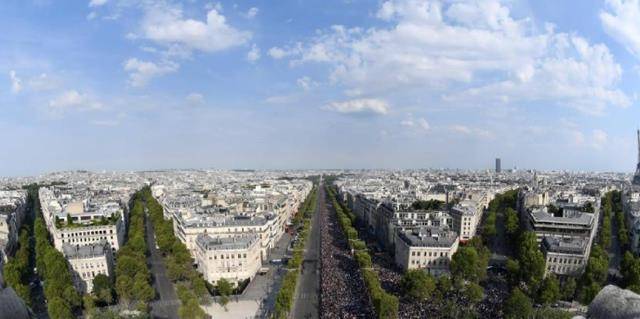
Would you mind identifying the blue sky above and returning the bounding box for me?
[2,0,640,176]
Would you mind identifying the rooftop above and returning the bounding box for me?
[62,240,111,259]
[542,236,587,255]
[196,233,259,251]
[397,226,458,248]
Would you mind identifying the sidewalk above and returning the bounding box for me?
[203,299,260,319]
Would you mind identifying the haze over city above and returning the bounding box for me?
[3,0,640,176]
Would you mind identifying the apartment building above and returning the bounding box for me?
[194,233,262,286]
[541,236,588,277]
[63,240,114,294]
[450,200,483,241]
[394,226,459,276]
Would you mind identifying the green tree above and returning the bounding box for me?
[92,274,114,305]
[504,287,533,319]
[562,277,576,301]
[400,270,436,301]
[115,275,133,304]
[517,232,545,289]
[47,296,73,319]
[578,244,609,303]
[216,278,233,307]
[538,274,561,305]
[483,211,497,239]
[411,199,444,210]
[132,272,155,303]
[506,258,521,287]
[465,282,484,304]
[505,208,519,236]
[451,246,483,283]
[437,275,452,293]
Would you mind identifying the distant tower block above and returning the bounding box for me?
[495,158,501,173]
[634,130,640,185]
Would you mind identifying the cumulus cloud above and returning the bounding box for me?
[48,90,102,110]
[324,98,389,115]
[123,58,179,87]
[268,47,291,59]
[140,4,250,53]
[247,44,260,63]
[9,70,22,93]
[273,0,629,115]
[601,0,640,58]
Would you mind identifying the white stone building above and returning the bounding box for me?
[194,233,261,286]
[63,240,114,294]
[450,200,484,241]
[394,226,459,276]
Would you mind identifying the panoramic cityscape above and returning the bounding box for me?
[4,0,640,319]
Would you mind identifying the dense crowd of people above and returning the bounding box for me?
[359,228,508,318]
[319,197,374,318]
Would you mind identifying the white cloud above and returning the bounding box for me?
[48,90,102,110]
[296,76,317,91]
[9,70,22,93]
[123,58,179,87]
[268,47,290,59]
[186,92,205,105]
[601,0,640,58]
[247,44,261,63]
[324,98,389,115]
[140,4,250,53]
[274,0,628,115]
[87,12,97,20]
[246,7,259,19]
[89,0,107,7]
[401,114,430,131]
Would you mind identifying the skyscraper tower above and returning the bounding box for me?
[633,130,640,186]
[495,158,501,173]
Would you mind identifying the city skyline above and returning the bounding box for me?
[4,0,640,176]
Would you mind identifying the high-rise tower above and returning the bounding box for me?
[633,130,640,185]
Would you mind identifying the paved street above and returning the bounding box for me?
[241,232,292,318]
[145,211,180,319]
[291,184,322,319]
[608,206,623,278]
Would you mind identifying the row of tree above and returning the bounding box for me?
[273,185,318,318]
[31,184,83,318]
[114,191,155,312]
[482,189,519,248]
[326,185,399,319]
[3,187,35,306]
[142,187,208,318]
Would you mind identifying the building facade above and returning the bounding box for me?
[194,233,262,286]
[394,227,459,275]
